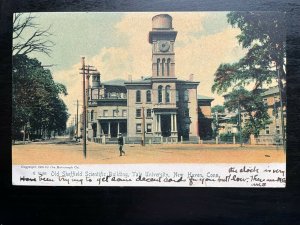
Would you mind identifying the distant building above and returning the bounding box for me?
[220,86,286,144]
[259,86,286,143]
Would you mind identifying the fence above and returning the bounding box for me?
[253,135,283,145]
[91,136,200,144]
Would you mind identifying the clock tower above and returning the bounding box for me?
[149,14,177,78]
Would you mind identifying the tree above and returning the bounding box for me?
[13,13,54,57]
[12,55,69,141]
[212,12,285,95]
[212,12,285,139]
[211,105,226,138]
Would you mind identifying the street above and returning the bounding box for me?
[12,137,285,165]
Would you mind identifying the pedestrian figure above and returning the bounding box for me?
[118,133,125,156]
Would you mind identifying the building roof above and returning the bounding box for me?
[102,79,127,86]
[124,76,200,86]
[197,95,214,101]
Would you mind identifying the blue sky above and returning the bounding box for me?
[14,12,247,124]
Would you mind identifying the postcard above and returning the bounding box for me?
[12,12,286,187]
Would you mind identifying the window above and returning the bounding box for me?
[136,109,141,118]
[136,124,142,133]
[165,85,170,103]
[162,58,165,76]
[184,90,189,102]
[167,58,170,76]
[276,126,280,134]
[158,85,163,103]
[146,90,151,102]
[147,123,152,133]
[157,59,160,76]
[146,109,152,118]
[91,110,94,121]
[122,110,127,117]
[136,90,141,103]
[265,126,270,135]
[103,110,108,117]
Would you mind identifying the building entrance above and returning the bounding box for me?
[161,114,171,137]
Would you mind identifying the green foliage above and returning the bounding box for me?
[224,87,271,137]
[12,54,69,141]
[212,12,285,95]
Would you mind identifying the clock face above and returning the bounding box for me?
[158,41,170,52]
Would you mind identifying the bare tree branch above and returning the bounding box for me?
[13,13,54,57]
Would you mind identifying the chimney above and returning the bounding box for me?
[141,76,144,80]
[128,74,132,82]
[189,74,194,81]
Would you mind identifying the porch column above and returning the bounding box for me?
[97,120,101,137]
[154,114,157,132]
[117,122,120,134]
[174,114,177,132]
[171,114,174,132]
[156,114,158,132]
[158,114,161,132]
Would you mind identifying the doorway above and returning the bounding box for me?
[161,114,171,137]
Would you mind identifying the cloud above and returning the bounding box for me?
[175,26,246,105]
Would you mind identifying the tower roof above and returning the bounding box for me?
[152,14,173,30]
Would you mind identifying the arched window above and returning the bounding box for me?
[162,58,165,76]
[167,58,171,76]
[158,86,163,103]
[136,90,141,103]
[146,90,151,103]
[165,85,170,103]
[91,110,94,121]
[157,58,160,76]
[184,90,189,102]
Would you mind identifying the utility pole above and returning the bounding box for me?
[76,99,79,141]
[79,59,98,158]
[81,57,87,158]
[141,106,145,146]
